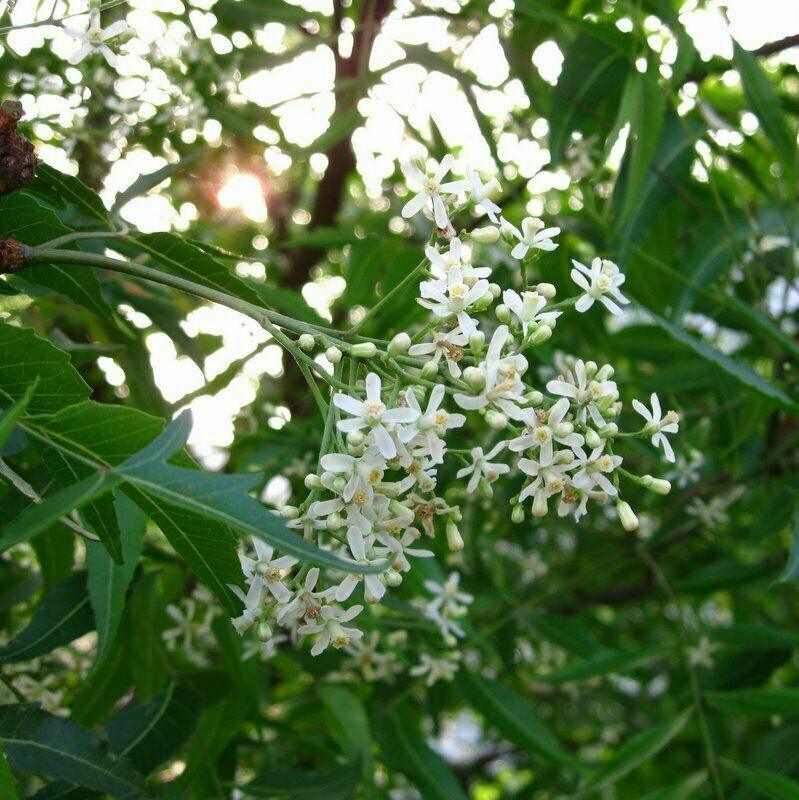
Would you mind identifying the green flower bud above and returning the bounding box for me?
[388,332,411,355]
[280,505,299,519]
[616,500,639,531]
[496,303,511,324]
[532,488,548,517]
[351,342,377,358]
[421,360,439,379]
[446,520,464,551]
[326,346,342,364]
[642,475,671,495]
[298,333,315,351]
[511,504,525,523]
[469,331,485,356]
[485,410,507,430]
[585,429,602,449]
[304,473,322,490]
[530,324,552,345]
[471,225,500,243]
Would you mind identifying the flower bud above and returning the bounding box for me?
[585,429,602,449]
[642,475,671,495]
[257,622,274,642]
[616,500,639,531]
[298,333,315,351]
[388,332,411,355]
[484,177,502,200]
[485,410,508,430]
[304,473,322,490]
[421,360,439,379]
[596,364,614,380]
[326,346,342,364]
[326,512,343,531]
[511,504,525,523]
[350,342,377,358]
[463,366,486,391]
[446,520,464,551]
[500,218,517,243]
[532,488,548,517]
[346,430,365,448]
[597,423,618,438]
[385,569,403,587]
[525,390,544,407]
[473,293,493,312]
[471,225,500,243]
[280,505,299,519]
[495,303,511,324]
[555,422,574,437]
[529,324,552,345]
[469,331,485,356]
[333,476,347,493]
[536,282,557,299]
[488,282,501,299]
[584,360,598,378]
[479,481,493,499]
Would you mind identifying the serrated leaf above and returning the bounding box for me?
[0,571,94,664]
[641,307,798,412]
[455,668,580,769]
[0,380,35,451]
[581,709,692,793]
[241,758,362,799]
[615,68,665,230]
[733,42,796,177]
[0,704,148,799]
[540,646,668,685]
[0,744,19,800]
[111,154,199,215]
[722,759,799,800]
[707,688,799,718]
[108,683,200,774]
[0,321,90,414]
[374,709,468,800]
[87,493,146,674]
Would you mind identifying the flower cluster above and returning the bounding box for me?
[228,154,680,685]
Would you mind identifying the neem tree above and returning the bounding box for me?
[0,1,797,798]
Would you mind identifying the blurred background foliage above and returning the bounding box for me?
[0,0,798,797]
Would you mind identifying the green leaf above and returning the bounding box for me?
[0,571,94,664]
[733,42,796,177]
[777,503,799,583]
[641,307,798,412]
[0,320,90,414]
[319,686,372,775]
[0,704,148,799]
[581,709,692,793]
[548,25,630,165]
[108,683,200,774]
[0,471,123,552]
[374,709,469,800]
[711,623,799,651]
[0,192,113,318]
[111,154,200,216]
[0,380,36,451]
[27,164,113,230]
[455,667,580,769]
[722,759,799,800]
[638,771,706,800]
[615,68,665,230]
[87,493,147,674]
[241,758,362,799]
[0,745,19,800]
[706,688,799,718]
[128,232,263,307]
[539,646,668,685]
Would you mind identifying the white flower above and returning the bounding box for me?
[426,237,491,286]
[275,568,334,627]
[572,445,622,496]
[408,328,469,378]
[65,8,128,67]
[419,267,490,338]
[517,449,574,502]
[400,384,465,452]
[240,540,298,603]
[509,398,584,463]
[503,217,560,259]
[320,450,385,504]
[335,533,389,603]
[333,373,418,459]
[453,325,527,420]
[376,528,433,572]
[401,155,469,228]
[455,442,510,493]
[229,579,265,635]
[409,652,461,686]
[424,572,473,617]
[632,393,679,462]
[298,605,364,656]
[570,257,630,315]
[546,359,618,427]
[466,166,501,223]
[502,289,561,336]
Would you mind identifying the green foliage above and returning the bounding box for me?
[0,0,797,797]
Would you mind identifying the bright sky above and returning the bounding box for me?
[3,0,797,461]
